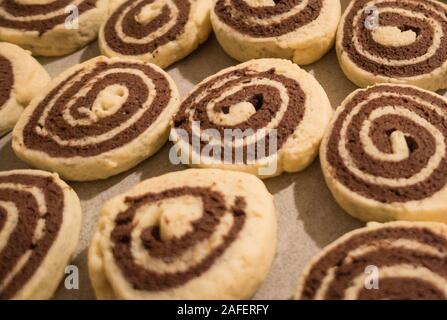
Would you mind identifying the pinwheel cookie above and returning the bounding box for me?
[99,0,212,68]
[88,169,277,299]
[320,84,447,223]
[171,58,333,178]
[0,169,82,300]
[12,56,180,181]
[0,42,50,136]
[0,0,108,56]
[337,0,447,91]
[211,0,341,64]
[295,221,447,300]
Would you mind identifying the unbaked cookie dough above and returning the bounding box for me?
[171,58,333,178]
[0,169,82,300]
[295,221,447,300]
[88,168,277,299]
[99,0,212,69]
[211,0,341,65]
[0,42,50,136]
[337,0,447,91]
[0,0,109,56]
[320,84,447,223]
[12,56,180,181]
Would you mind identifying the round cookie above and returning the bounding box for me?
[337,0,447,91]
[0,0,109,56]
[320,84,447,223]
[0,169,82,300]
[99,0,212,69]
[171,58,333,178]
[210,0,341,65]
[12,56,180,181]
[295,221,447,300]
[0,42,50,136]
[88,168,277,300]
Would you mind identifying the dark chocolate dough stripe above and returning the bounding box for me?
[103,0,190,55]
[0,55,13,111]
[173,67,306,163]
[21,60,172,158]
[341,0,447,77]
[111,187,246,291]
[0,0,98,34]
[214,0,322,37]
[0,173,64,300]
[326,85,447,203]
[300,226,447,300]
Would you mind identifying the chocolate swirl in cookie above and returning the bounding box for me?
[0,172,64,299]
[172,65,306,163]
[214,0,322,37]
[0,0,98,34]
[102,0,190,56]
[323,84,447,203]
[0,55,13,111]
[18,59,172,158]
[111,187,246,290]
[340,0,447,78]
[297,222,447,300]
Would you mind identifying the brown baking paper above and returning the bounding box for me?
[3,0,445,300]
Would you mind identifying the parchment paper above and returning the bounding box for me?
[3,0,443,300]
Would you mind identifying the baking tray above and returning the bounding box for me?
[3,0,445,300]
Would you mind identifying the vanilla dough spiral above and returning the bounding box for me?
[337,0,447,90]
[171,58,332,178]
[320,84,447,222]
[12,56,180,181]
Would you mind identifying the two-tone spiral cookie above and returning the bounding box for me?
[12,56,180,181]
[0,42,50,136]
[337,0,447,91]
[0,0,108,56]
[88,169,277,299]
[0,169,82,300]
[295,221,447,300]
[320,84,447,223]
[210,0,341,64]
[171,58,333,178]
[99,0,212,69]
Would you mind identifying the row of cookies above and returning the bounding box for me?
[1,0,447,300]
[4,46,447,224]
[2,0,447,90]
[3,167,447,299]
[2,55,447,299]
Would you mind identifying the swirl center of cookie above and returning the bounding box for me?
[371,26,417,47]
[21,61,172,158]
[173,67,306,163]
[135,1,165,25]
[341,0,447,77]
[103,0,191,55]
[110,187,247,291]
[326,85,447,203]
